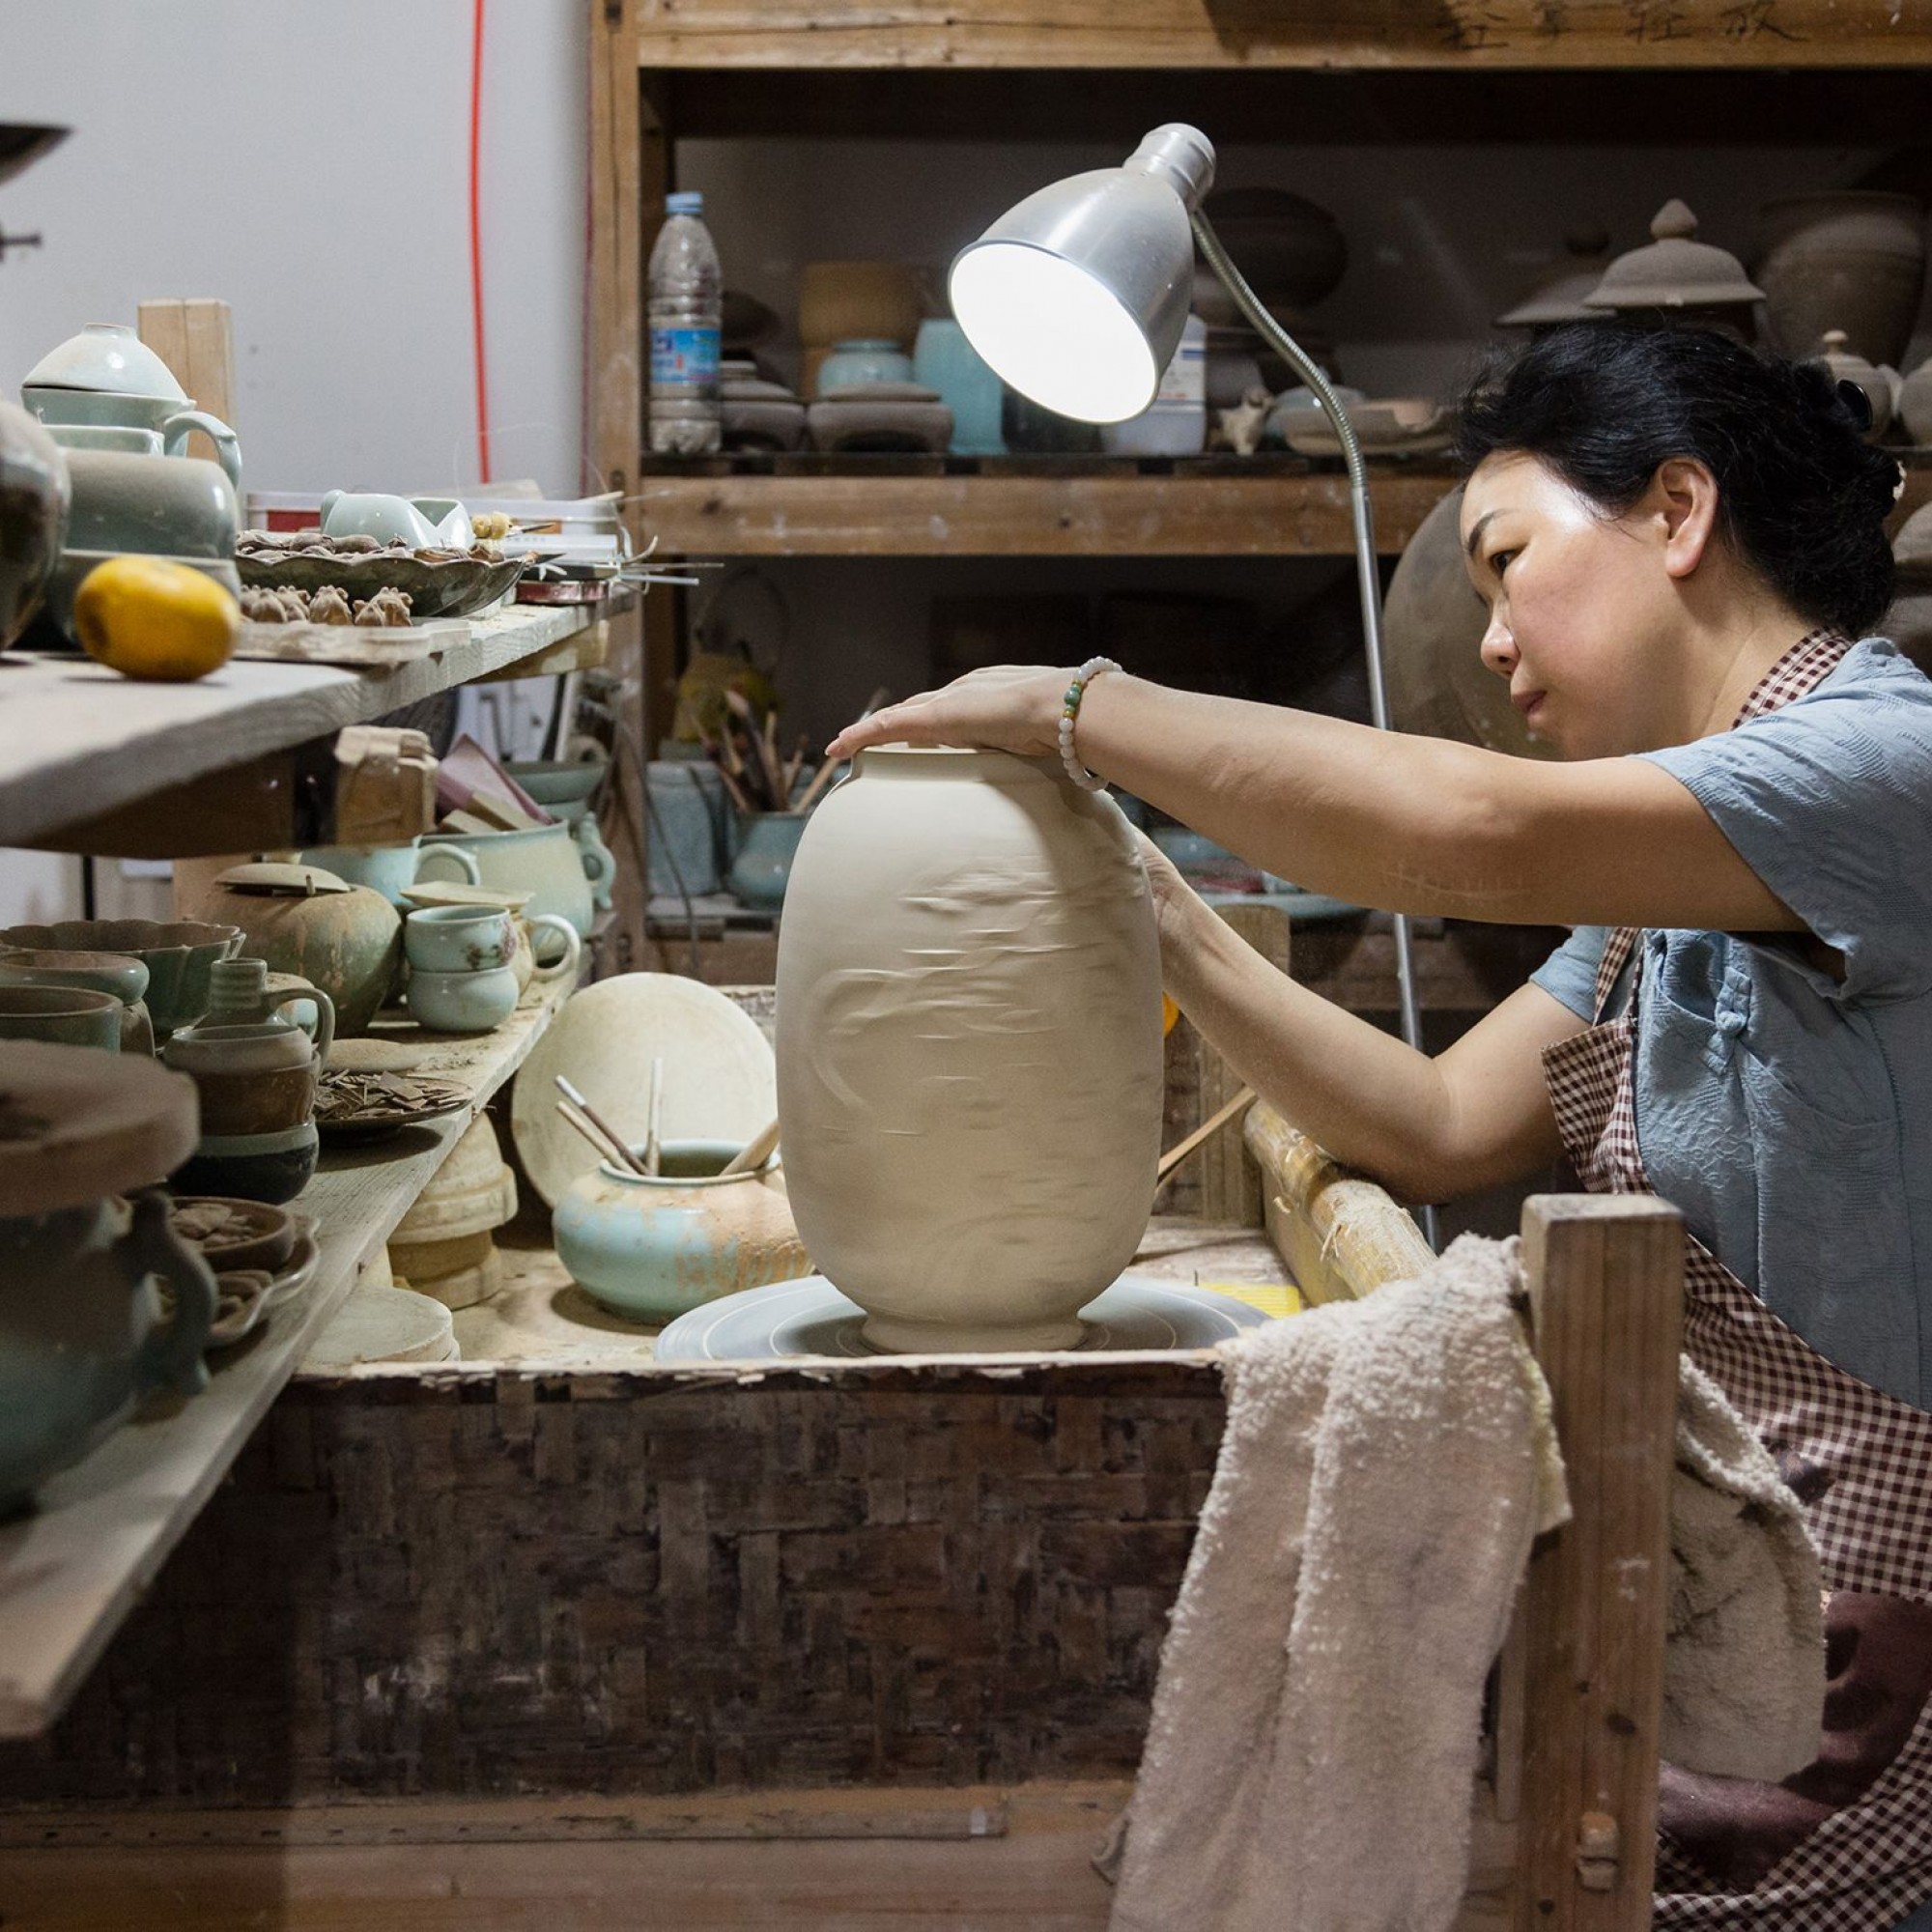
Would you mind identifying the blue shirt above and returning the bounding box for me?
[1531,639,1932,1410]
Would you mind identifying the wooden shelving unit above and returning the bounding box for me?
[0,971,577,1741]
[0,603,613,857]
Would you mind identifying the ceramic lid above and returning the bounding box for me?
[215,861,353,897]
[400,880,533,913]
[1583,201,1765,312]
[24,322,190,399]
[0,1039,198,1214]
[1495,233,1612,328]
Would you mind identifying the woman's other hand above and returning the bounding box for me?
[1133,829,1208,974]
[825,666,1070,762]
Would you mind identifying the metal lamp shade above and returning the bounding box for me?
[948,126,1213,424]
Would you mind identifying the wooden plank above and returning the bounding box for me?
[1197,903,1289,1227]
[588,0,642,501]
[0,972,578,1741]
[230,617,471,670]
[0,605,599,852]
[633,0,1932,66]
[635,469,1454,557]
[667,65,1932,144]
[0,1782,1122,1929]
[137,298,235,469]
[1512,1195,1682,1930]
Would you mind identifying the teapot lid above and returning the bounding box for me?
[215,860,353,897]
[1583,201,1764,312]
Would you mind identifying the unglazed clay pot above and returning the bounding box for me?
[178,862,400,1036]
[1756,191,1927,369]
[775,746,1162,1351]
[554,1138,809,1324]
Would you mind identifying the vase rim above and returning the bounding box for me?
[852,745,1067,784]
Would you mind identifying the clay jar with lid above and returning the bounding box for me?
[775,745,1163,1351]
[178,861,400,1036]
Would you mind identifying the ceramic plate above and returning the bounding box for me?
[511,974,777,1207]
[206,1269,272,1350]
[653,1273,1269,1364]
[235,548,527,619]
[315,1071,473,1145]
[261,1223,320,1312]
[1273,400,1452,457]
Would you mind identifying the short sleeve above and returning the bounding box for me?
[1639,645,1932,1003]
[1531,924,1611,1022]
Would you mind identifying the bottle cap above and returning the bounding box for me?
[665,191,704,216]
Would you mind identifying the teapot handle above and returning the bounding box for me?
[126,1188,214,1400]
[161,409,242,496]
[574,819,616,906]
[413,843,483,887]
[526,915,582,983]
[270,979,335,1069]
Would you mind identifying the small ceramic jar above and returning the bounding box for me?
[406,905,519,975]
[814,338,917,396]
[553,1138,810,1324]
[0,949,155,1054]
[727,810,809,912]
[408,965,521,1034]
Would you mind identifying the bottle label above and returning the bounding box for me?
[1156,337,1207,406]
[651,326,721,389]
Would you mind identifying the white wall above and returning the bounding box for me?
[0,0,588,924]
[0,0,588,497]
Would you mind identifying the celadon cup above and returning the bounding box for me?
[0,984,122,1050]
[408,965,520,1034]
[405,905,518,975]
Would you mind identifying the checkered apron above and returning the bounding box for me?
[1541,632,1932,1929]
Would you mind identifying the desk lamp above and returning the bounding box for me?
[949,122,1426,1083]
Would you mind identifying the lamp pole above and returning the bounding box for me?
[1191,211,1434,1244]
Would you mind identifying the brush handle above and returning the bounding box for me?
[718,1115,781,1178]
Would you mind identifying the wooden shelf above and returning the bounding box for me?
[0,604,607,852]
[0,973,576,1741]
[637,462,1460,557]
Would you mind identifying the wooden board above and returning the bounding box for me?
[137,298,233,470]
[231,617,469,668]
[0,971,577,1740]
[634,469,1455,558]
[632,0,1932,67]
[0,605,601,851]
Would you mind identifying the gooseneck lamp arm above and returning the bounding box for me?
[1188,211,1428,1076]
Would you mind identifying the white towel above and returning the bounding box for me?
[1110,1234,1564,1932]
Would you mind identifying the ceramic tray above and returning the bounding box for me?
[235,547,526,619]
[1272,399,1452,457]
[653,1273,1269,1364]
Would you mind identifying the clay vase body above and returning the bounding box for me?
[1756,191,1927,368]
[776,746,1162,1351]
[0,1190,214,1516]
[163,958,334,1204]
[554,1139,810,1324]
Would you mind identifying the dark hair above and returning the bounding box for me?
[1454,324,1899,637]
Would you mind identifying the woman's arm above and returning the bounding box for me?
[828,668,1807,935]
[1151,860,1580,1204]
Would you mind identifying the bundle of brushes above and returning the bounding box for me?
[699,690,837,815]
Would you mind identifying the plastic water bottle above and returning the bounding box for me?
[648,190,723,456]
[1099,315,1207,456]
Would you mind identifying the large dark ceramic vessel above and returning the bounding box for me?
[0,399,69,648]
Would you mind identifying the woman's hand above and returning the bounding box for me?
[825,666,1071,762]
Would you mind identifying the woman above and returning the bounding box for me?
[828,325,1932,1929]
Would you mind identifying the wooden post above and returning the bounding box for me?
[136,298,234,469]
[1195,902,1289,1225]
[1512,1194,1682,1931]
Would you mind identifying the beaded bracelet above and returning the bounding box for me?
[1057,657,1122,792]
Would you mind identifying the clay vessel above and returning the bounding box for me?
[163,957,335,1204]
[776,746,1163,1351]
[554,1138,810,1324]
[1807,329,1897,440]
[0,948,155,1054]
[0,918,242,1039]
[1384,488,1554,761]
[1897,356,1932,445]
[0,398,69,649]
[1756,191,1926,368]
[177,862,400,1036]
[415,822,609,936]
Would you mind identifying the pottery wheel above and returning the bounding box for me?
[653,1273,1269,1364]
[0,1040,198,1215]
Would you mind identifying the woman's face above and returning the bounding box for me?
[1459,451,1687,760]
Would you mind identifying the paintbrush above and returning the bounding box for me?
[643,1057,665,1176]
[718,1115,781,1178]
[554,1097,636,1172]
[554,1073,648,1175]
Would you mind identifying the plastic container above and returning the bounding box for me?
[648,190,724,456]
[1100,315,1207,457]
